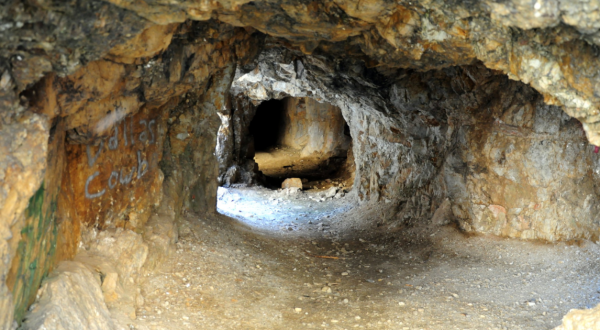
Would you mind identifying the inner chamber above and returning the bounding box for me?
[218,96,355,190]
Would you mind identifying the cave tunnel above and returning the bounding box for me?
[4,1,600,329]
[219,95,354,191]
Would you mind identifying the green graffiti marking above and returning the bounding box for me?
[10,183,59,325]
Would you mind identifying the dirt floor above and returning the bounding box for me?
[128,186,600,330]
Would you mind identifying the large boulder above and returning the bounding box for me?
[282,178,303,189]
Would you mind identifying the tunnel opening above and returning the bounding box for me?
[251,97,354,188]
[216,95,356,232]
[216,96,355,191]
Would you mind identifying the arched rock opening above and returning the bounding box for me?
[2,2,600,329]
[217,94,354,189]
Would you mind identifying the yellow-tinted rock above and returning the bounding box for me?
[280,97,350,158]
[555,304,600,330]
[107,23,180,64]
[282,178,303,189]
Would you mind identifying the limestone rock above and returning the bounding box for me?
[431,199,453,226]
[85,228,148,282]
[20,261,120,330]
[324,187,338,199]
[100,272,120,303]
[106,23,179,64]
[60,102,168,231]
[222,165,240,187]
[280,97,350,158]
[3,113,53,326]
[76,233,144,322]
[9,2,600,330]
[282,178,303,189]
[555,304,600,330]
[142,196,179,272]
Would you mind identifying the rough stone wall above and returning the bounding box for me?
[280,97,350,158]
[449,94,600,242]
[161,64,237,216]
[385,64,600,241]
[0,112,49,329]
[216,95,262,186]
[0,17,259,326]
[43,0,600,147]
[60,102,168,230]
[231,48,600,242]
[4,119,66,325]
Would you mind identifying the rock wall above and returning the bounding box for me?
[4,119,66,325]
[161,64,237,215]
[216,95,262,187]
[384,64,600,241]
[230,48,600,243]
[0,17,260,326]
[28,0,600,147]
[449,95,600,242]
[280,97,350,158]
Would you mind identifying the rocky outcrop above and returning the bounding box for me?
[20,261,120,330]
[20,226,151,330]
[556,303,600,330]
[216,94,263,187]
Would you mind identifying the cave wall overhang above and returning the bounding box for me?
[5,0,600,141]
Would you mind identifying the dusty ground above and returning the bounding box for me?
[129,187,600,330]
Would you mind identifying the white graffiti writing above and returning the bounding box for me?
[84,115,157,199]
[85,171,106,199]
[86,140,104,167]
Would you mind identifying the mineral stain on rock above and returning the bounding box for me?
[6,184,59,325]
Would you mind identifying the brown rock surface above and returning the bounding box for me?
[61,103,167,230]
[20,261,119,330]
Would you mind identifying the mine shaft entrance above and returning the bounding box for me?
[250,97,354,190]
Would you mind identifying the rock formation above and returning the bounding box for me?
[2,0,600,328]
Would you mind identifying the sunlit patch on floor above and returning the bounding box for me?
[216,186,353,236]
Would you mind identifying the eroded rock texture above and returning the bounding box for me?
[3,0,600,328]
[280,97,350,158]
[215,94,262,187]
[1,18,260,327]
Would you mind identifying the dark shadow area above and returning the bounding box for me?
[249,99,286,151]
